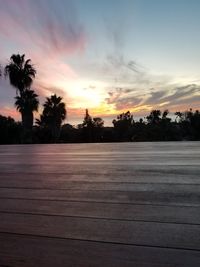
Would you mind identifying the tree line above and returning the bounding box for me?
[1,54,66,143]
[0,54,199,144]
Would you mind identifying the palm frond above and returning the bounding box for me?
[4,54,36,93]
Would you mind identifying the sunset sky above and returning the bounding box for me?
[0,0,200,125]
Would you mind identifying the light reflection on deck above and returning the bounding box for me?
[0,142,200,267]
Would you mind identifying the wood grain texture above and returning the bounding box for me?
[1,212,200,250]
[1,187,200,206]
[0,142,200,266]
[1,233,200,267]
[1,199,200,224]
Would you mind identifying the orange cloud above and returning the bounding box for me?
[0,106,20,121]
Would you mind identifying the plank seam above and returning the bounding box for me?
[0,210,200,226]
[1,231,200,252]
[0,197,199,207]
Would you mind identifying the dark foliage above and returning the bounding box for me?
[112,111,134,141]
[0,115,21,144]
[36,94,66,142]
[1,53,200,144]
[5,54,36,94]
[79,109,104,142]
[4,54,38,143]
[1,108,199,144]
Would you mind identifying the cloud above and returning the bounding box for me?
[106,54,141,74]
[152,90,167,101]
[160,84,200,103]
[0,106,20,120]
[0,0,87,115]
[144,89,168,105]
[105,87,143,110]
[0,0,86,57]
[115,97,143,110]
[0,1,199,124]
[105,83,200,114]
[144,84,200,107]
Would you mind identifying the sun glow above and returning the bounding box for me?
[72,88,101,108]
[65,81,106,109]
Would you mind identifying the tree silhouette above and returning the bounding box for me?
[15,90,39,131]
[4,54,37,142]
[0,115,21,144]
[113,111,134,141]
[182,109,200,140]
[0,107,200,143]
[93,117,104,141]
[82,109,94,128]
[80,110,105,142]
[93,117,104,128]
[81,109,94,142]
[5,54,36,95]
[38,94,66,142]
[175,111,184,122]
[162,109,169,119]
[146,110,161,124]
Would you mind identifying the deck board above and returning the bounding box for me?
[2,233,200,267]
[1,187,200,206]
[1,212,200,250]
[1,199,200,224]
[0,142,200,266]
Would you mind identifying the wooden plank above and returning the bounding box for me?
[1,179,200,190]
[0,164,199,174]
[0,141,198,152]
[0,148,199,157]
[0,172,200,184]
[1,188,200,206]
[1,155,200,166]
[0,212,200,250]
[1,233,200,267]
[0,164,199,175]
[0,143,199,158]
[1,199,200,224]
[0,142,199,266]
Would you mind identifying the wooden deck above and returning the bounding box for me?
[0,142,200,267]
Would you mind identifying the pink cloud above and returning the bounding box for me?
[0,0,87,109]
[0,106,20,121]
[0,0,86,57]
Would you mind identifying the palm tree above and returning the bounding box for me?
[4,54,38,142]
[5,54,36,95]
[39,94,66,142]
[15,90,39,131]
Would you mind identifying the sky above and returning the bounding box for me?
[0,0,200,125]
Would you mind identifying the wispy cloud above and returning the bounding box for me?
[0,0,87,118]
[144,84,200,107]
[103,25,200,115]
[105,83,200,114]
[0,0,86,57]
[0,1,199,124]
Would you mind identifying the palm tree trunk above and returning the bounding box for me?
[21,111,33,143]
[51,124,60,143]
